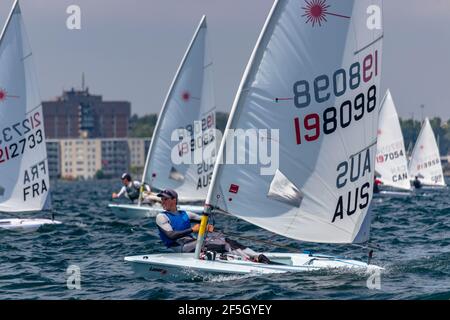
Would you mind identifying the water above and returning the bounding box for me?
[1,179,449,300]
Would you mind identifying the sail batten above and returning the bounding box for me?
[207,0,383,244]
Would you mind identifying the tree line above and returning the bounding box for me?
[129,112,229,138]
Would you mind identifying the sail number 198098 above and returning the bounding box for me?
[292,50,379,145]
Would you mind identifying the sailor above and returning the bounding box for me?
[373,176,382,194]
[413,175,422,189]
[112,173,151,203]
[155,188,209,252]
[155,188,271,263]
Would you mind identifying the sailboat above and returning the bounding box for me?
[109,15,217,219]
[408,117,446,189]
[374,90,412,197]
[125,0,384,279]
[0,0,61,231]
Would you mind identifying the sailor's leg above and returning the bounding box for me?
[180,239,197,253]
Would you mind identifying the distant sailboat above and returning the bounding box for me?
[109,15,216,218]
[374,90,411,196]
[409,118,446,188]
[125,0,384,279]
[0,0,61,231]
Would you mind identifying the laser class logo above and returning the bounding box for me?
[182,91,191,102]
[302,0,350,27]
[0,88,19,103]
[0,88,7,102]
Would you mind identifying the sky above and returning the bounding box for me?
[1,0,450,120]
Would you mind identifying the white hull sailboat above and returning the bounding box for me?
[374,90,412,197]
[125,252,382,281]
[376,190,411,198]
[110,15,216,219]
[125,0,384,280]
[0,1,61,231]
[0,218,60,232]
[409,118,446,189]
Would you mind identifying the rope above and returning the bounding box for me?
[213,228,301,253]
[349,242,383,251]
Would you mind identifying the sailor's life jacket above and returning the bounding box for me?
[159,211,191,247]
[126,183,141,201]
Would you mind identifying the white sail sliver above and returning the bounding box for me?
[142,15,216,202]
[0,1,51,213]
[206,0,383,244]
[409,118,446,187]
[375,90,411,191]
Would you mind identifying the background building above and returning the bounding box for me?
[42,82,154,179]
[60,139,102,180]
[46,138,151,180]
[128,138,151,169]
[100,139,130,179]
[43,87,130,139]
[46,140,60,179]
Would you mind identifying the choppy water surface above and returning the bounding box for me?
[0,179,449,299]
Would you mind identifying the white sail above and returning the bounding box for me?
[0,1,51,213]
[409,118,446,186]
[142,15,216,201]
[375,90,411,190]
[206,0,383,244]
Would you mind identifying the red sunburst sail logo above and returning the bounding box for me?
[0,88,19,103]
[302,0,330,27]
[182,91,190,102]
[302,0,350,27]
[0,88,7,102]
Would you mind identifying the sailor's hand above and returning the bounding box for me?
[191,224,214,233]
[112,192,118,199]
[145,193,161,202]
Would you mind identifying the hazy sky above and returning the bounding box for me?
[1,0,450,120]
